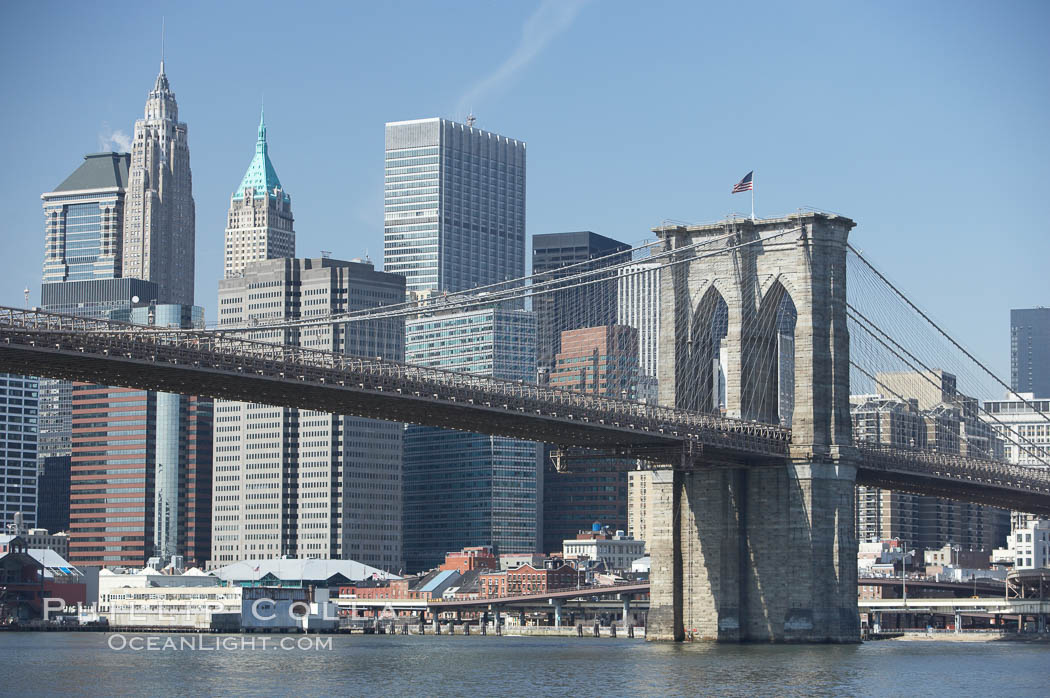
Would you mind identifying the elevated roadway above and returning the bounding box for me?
[1,306,1049,513]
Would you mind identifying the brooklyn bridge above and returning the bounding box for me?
[2,212,1047,642]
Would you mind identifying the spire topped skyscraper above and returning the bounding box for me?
[122,60,196,305]
[224,107,294,278]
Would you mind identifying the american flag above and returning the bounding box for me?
[731,171,753,194]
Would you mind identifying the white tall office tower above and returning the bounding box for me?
[224,110,294,278]
[617,261,662,403]
[122,60,196,305]
[383,118,526,296]
[210,258,405,570]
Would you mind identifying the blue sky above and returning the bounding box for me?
[1,1,1047,382]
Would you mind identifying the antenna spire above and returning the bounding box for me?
[160,17,166,73]
[258,98,267,142]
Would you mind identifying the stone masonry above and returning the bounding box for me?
[647,213,860,642]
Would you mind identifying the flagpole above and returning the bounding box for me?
[751,172,755,221]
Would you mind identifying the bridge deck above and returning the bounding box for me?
[1,306,1048,513]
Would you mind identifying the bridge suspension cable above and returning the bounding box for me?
[847,305,1049,468]
[849,244,1050,426]
[845,245,1050,469]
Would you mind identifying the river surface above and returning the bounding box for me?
[0,633,1045,697]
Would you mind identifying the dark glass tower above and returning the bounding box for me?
[1012,308,1050,397]
[531,231,631,375]
[531,231,632,554]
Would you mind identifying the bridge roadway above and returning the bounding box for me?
[336,580,1048,625]
[334,583,651,614]
[1,305,1049,513]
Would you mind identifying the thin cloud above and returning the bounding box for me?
[98,124,132,153]
[455,0,590,119]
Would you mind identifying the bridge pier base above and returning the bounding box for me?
[648,461,859,643]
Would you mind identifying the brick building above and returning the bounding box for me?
[439,546,499,573]
[480,562,581,598]
[69,383,212,568]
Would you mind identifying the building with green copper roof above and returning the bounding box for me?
[234,109,290,204]
[224,108,294,279]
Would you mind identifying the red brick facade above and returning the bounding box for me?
[480,563,581,598]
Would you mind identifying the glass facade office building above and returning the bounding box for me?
[384,118,525,296]
[41,152,130,284]
[403,309,538,571]
[1011,308,1050,398]
[0,374,38,530]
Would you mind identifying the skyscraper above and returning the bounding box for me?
[403,308,538,570]
[224,110,294,278]
[617,260,662,402]
[386,118,537,569]
[122,60,195,305]
[38,152,155,541]
[532,231,631,374]
[532,232,632,553]
[542,326,637,553]
[41,152,130,283]
[36,455,70,534]
[38,279,159,468]
[384,118,525,296]
[211,258,405,570]
[0,374,38,529]
[1011,308,1050,397]
[67,304,211,568]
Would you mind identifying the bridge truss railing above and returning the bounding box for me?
[0,306,791,458]
[856,442,1050,494]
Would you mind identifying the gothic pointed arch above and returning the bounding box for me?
[740,279,797,424]
[676,284,729,413]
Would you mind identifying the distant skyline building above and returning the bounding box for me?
[127,304,212,563]
[67,303,211,568]
[36,280,159,504]
[211,258,405,570]
[383,118,525,296]
[531,232,632,555]
[122,60,195,306]
[616,260,661,387]
[533,234,630,554]
[36,456,70,534]
[403,308,538,571]
[0,374,38,530]
[851,372,1010,552]
[542,325,637,553]
[531,231,631,374]
[386,117,535,572]
[851,396,925,545]
[41,152,130,283]
[224,110,294,278]
[627,470,651,553]
[1011,307,1050,398]
[983,393,1050,467]
[38,152,143,477]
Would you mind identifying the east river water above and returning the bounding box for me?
[0,633,1045,696]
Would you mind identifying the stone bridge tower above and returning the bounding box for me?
[647,212,860,642]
